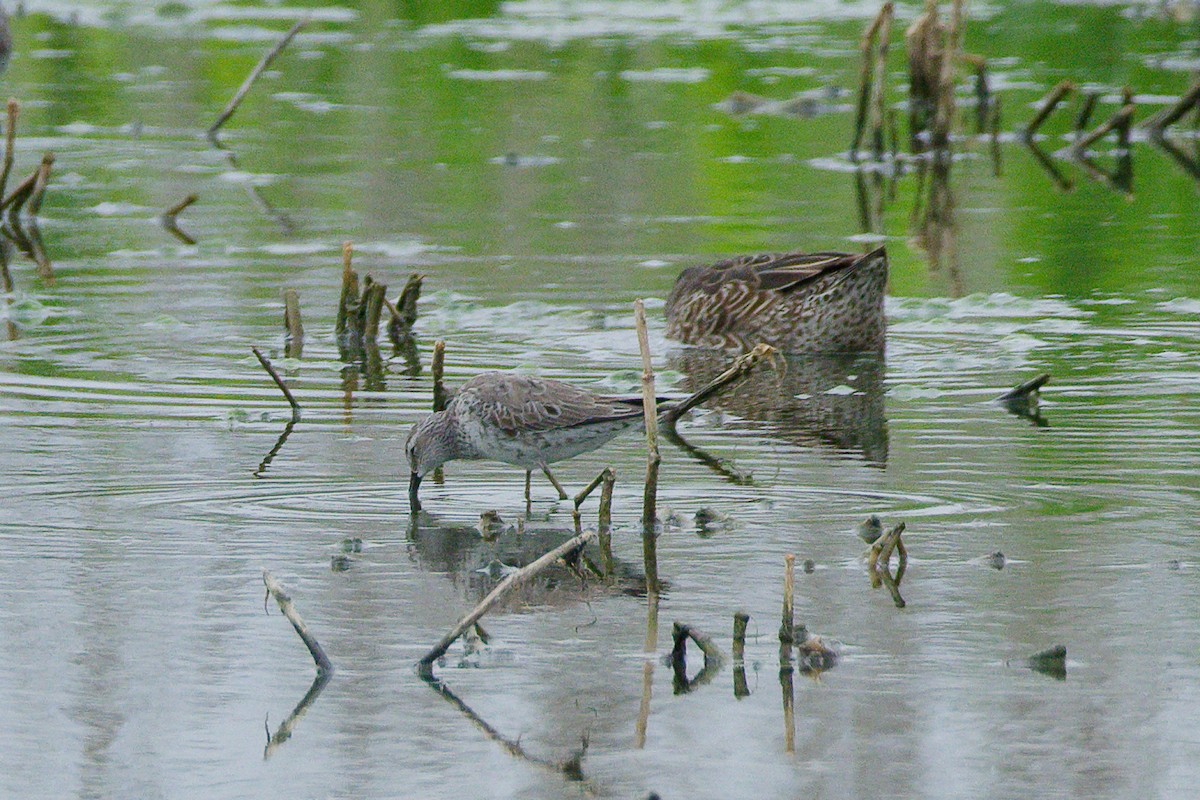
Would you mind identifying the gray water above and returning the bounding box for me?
[2,1,1200,798]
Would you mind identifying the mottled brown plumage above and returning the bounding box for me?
[665,247,888,353]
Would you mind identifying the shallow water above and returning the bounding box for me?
[2,1,1200,798]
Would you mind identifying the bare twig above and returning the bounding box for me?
[208,19,308,138]
[0,167,36,214]
[160,193,198,244]
[1022,80,1074,139]
[252,346,301,422]
[997,373,1050,401]
[662,343,777,426]
[1144,81,1200,138]
[867,3,895,159]
[851,3,892,158]
[1070,104,1135,156]
[26,152,54,218]
[418,529,598,674]
[930,0,966,149]
[262,569,333,675]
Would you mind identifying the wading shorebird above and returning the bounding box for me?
[405,372,652,511]
[664,247,888,353]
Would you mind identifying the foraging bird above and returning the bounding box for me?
[665,247,888,353]
[405,372,651,511]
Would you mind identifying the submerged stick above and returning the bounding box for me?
[1144,81,1200,137]
[262,570,333,675]
[431,339,448,412]
[0,99,16,200]
[209,19,308,138]
[1023,80,1074,139]
[26,152,54,218]
[997,373,1050,401]
[1070,104,1135,156]
[662,342,777,426]
[252,346,301,422]
[633,299,661,595]
[418,529,597,674]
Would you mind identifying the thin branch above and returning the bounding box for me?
[252,346,301,422]
[208,19,308,139]
[418,529,597,673]
[262,569,333,675]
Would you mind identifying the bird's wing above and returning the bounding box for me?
[458,373,643,435]
[696,251,870,295]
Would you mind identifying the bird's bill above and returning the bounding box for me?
[408,472,422,512]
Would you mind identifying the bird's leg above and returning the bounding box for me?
[540,462,569,500]
[524,470,532,514]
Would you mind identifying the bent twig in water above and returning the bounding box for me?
[417,529,597,674]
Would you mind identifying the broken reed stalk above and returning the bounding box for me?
[262,569,333,675]
[208,19,308,138]
[1023,81,1074,139]
[283,288,304,344]
[0,99,16,200]
[335,242,358,338]
[431,339,448,412]
[1075,92,1099,135]
[1144,81,1200,137]
[671,622,726,667]
[633,299,661,595]
[867,3,895,159]
[418,529,597,675]
[905,0,944,143]
[732,612,749,663]
[779,554,796,660]
[1117,87,1134,151]
[573,466,615,529]
[360,279,387,343]
[26,152,54,217]
[392,273,423,328]
[0,167,36,215]
[662,342,777,426]
[850,3,891,158]
[252,346,301,422]
[1070,104,1135,156]
[867,522,906,588]
[930,0,966,149]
